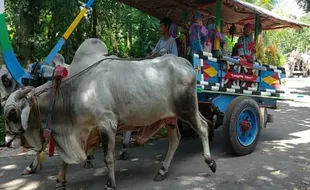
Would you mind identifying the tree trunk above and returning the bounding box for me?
[126,8,133,55]
[17,0,42,65]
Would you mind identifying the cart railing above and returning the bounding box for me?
[193,51,287,98]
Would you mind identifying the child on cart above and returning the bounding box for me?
[205,18,226,54]
[237,23,256,64]
[237,23,257,88]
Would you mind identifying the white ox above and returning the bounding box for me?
[4,38,216,189]
[0,53,132,175]
[0,55,105,174]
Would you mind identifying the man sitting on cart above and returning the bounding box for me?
[150,17,178,57]
[237,23,256,64]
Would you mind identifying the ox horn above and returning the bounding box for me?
[16,86,34,100]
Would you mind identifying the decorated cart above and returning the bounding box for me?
[1,0,310,156]
[111,0,310,155]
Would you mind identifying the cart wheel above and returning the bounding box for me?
[223,96,261,156]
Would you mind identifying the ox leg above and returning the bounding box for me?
[83,155,94,169]
[22,140,49,175]
[185,113,216,173]
[55,161,68,190]
[101,125,117,190]
[22,152,41,175]
[118,131,132,160]
[154,125,181,181]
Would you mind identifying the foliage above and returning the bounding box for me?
[1,0,161,141]
[225,36,238,55]
[297,0,310,11]
[264,44,285,66]
[262,13,310,55]
[244,0,278,10]
[3,0,160,65]
[241,0,310,66]
[1,0,310,67]
[256,34,285,66]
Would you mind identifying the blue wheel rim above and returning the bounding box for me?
[237,108,258,147]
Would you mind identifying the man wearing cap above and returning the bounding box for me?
[237,23,256,63]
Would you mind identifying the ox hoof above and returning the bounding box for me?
[83,162,94,169]
[104,186,116,190]
[117,153,129,160]
[105,181,116,190]
[205,159,217,173]
[154,170,167,181]
[21,166,35,176]
[55,184,66,190]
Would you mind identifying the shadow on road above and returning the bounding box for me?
[288,85,310,96]
[1,86,310,189]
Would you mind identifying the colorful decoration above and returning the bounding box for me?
[203,60,218,80]
[262,74,280,86]
[224,72,257,82]
[195,63,201,73]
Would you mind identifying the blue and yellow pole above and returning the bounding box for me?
[44,0,95,65]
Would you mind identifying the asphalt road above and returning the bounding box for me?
[0,78,310,190]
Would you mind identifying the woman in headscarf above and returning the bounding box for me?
[237,23,256,63]
[189,12,208,55]
[206,18,225,53]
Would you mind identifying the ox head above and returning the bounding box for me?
[4,86,44,151]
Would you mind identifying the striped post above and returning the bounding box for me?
[44,0,95,65]
[0,0,32,85]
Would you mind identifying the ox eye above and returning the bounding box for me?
[1,75,12,88]
[6,109,20,123]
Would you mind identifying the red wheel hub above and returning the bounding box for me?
[241,120,250,133]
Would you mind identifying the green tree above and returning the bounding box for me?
[2,0,160,64]
[244,0,278,10]
[297,0,310,11]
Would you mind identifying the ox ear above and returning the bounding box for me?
[21,101,31,131]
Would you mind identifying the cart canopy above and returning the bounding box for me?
[116,0,310,35]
